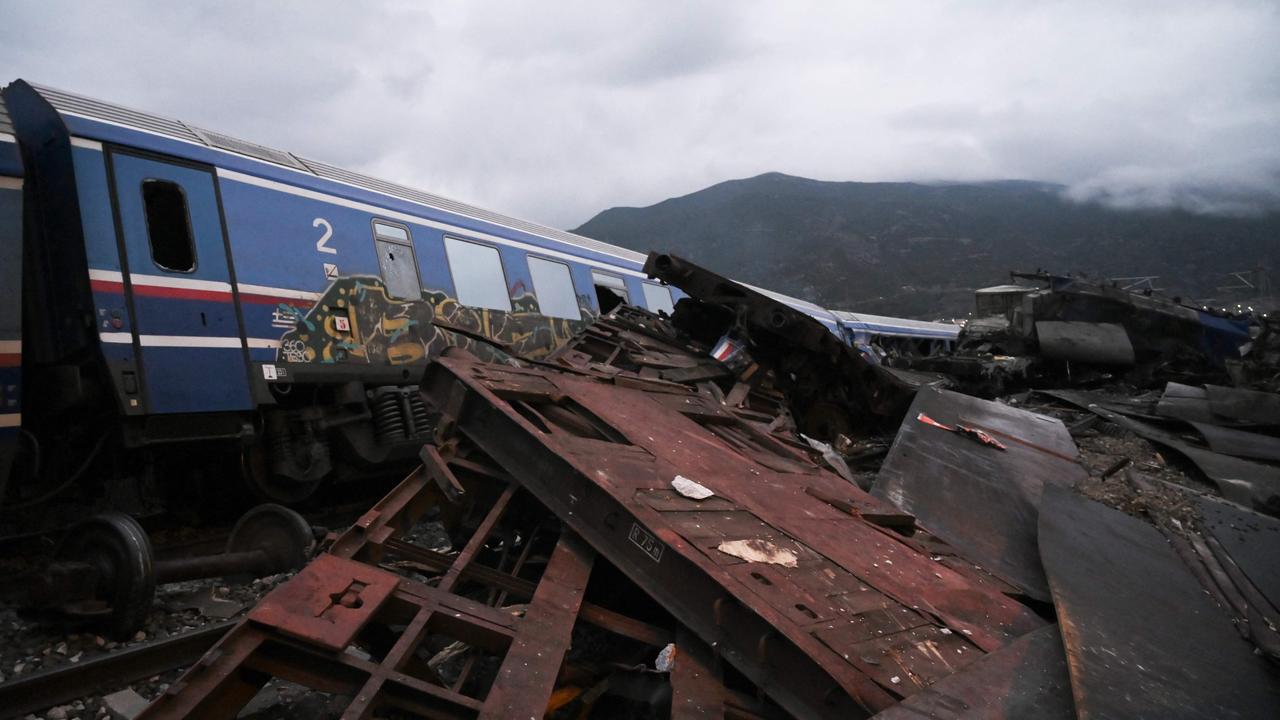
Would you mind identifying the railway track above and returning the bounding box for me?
[0,622,231,718]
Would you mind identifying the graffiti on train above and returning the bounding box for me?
[274,275,596,367]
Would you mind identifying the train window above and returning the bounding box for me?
[372,220,422,300]
[141,180,196,272]
[528,257,582,320]
[591,270,630,314]
[641,282,675,315]
[444,237,512,311]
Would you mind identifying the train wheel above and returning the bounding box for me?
[225,503,315,582]
[55,512,156,640]
[240,444,321,505]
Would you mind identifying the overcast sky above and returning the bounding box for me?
[3,1,1277,227]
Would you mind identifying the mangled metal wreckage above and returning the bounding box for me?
[908,271,1255,395]
[132,255,1278,719]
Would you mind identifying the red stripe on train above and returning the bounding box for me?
[92,278,229,301]
[0,354,20,368]
[91,280,313,307]
[238,293,315,307]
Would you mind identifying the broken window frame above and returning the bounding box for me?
[371,219,423,300]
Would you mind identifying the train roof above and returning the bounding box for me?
[5,79,864,322]
[976,284,1038,294]
[0,94,13,136]
[831,310,960,339]
[19,81,649,267]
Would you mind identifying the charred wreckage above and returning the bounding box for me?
[2,253,1279,719]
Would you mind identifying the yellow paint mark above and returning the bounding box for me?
[388,343,425,365]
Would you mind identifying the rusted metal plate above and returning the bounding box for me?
[248,553,400,652]
[424,355,1046,718]
[483,532,595,718]
[140,455,643,720]
[868,624,1074,720]
[669,629,725,720]
[1038,485,1280,720]
[872,388,1087,601]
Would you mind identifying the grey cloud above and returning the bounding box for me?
[1,0,1277,228]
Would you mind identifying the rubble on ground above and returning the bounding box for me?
[2,255,1278,718]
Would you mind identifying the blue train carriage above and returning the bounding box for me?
[0,99,22,500]
[0,79,684,507]
[831,310,960,362]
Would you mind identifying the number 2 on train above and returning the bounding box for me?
[313,217,336,255]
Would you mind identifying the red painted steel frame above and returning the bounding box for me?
[422,355,1045,719]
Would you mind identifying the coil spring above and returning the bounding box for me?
[373,391,407,443]
[408,393,430,437]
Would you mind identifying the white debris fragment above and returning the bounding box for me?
[655,642,677,672]
[672,475,715,500]
[716,539,799,567]
[102,688,149,720]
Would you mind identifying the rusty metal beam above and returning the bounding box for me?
[139,446,606,720]
[481,532,595,718]
[422,355,1046,719]
[383,537,671,647]
[670,628,724,719]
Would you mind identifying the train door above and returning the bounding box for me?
[109,152,251,413]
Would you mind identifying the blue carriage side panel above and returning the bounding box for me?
[0,127,23,484]
[109,153,252,414]
[498,245,534,309]
[568,264,600,314]
[72,143,146,414]
[217,174,385,362]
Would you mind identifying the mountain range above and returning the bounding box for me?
[571,173,1280,318]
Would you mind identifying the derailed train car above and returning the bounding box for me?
[0,101,22,498]
[0,79,950,518]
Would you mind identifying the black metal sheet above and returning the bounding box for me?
[1196,495,1280,606]
[1156,382,1218,424]
[1042,390,1280,517]
[868,624,1074,720]
[873,388,1088,601]
[1036,321,1135,366]
[1038,485,1280,720]
[1180,446,1280,517]
[1206,384,1280,426]
[1190,421,1280,463]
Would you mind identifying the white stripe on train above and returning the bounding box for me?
[98,333,280,349]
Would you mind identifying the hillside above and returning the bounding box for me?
[571,173,1280,318]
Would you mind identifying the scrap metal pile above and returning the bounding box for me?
[902,271,1257,396]
[9,254,1280,718]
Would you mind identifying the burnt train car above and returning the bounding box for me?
[0,79,952,520]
